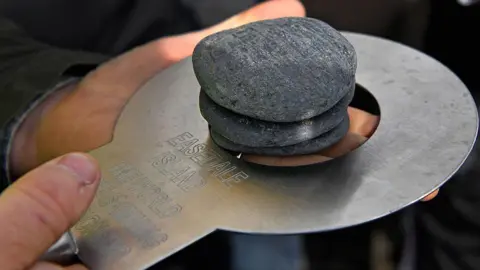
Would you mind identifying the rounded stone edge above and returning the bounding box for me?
[200,87,354,147]
[209,116,350,156]
[192,17,358,123]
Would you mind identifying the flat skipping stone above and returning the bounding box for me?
[200,87,354,148]
[192,17,357,123]
[209,116,350,156]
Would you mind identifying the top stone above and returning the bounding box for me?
[192,17,357,123]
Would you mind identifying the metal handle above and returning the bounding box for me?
[39,231,79,265]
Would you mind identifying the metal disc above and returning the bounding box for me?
[74,33,478,270]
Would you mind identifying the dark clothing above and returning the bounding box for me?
[0,0,256,55]
[0,17,107,188]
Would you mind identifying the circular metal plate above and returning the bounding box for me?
[77,32,478,269]
[112,32,478,233]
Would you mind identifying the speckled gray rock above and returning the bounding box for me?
[200,88,354,147]
[209,117,350,156]
[192,17,357,123]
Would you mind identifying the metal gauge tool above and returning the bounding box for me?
[44,32,478,270]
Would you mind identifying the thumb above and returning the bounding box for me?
[0,153,100,270]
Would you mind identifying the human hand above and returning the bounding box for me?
[0,153,100,270]
[243,107,439,202]
[9,0,306,178]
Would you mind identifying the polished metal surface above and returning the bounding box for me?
[71,33,478,270]
[458,0,480,6]
[40,231,78,265]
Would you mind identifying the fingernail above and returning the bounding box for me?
[58,153,99,185]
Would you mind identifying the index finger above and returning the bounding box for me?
[205,0,306,35]
[242,106,378,166]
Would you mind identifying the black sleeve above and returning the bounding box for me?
[0,17,110,190]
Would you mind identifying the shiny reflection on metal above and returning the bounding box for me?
[40,231,78,265]
[72,33,478,270]
[457,0,480,6]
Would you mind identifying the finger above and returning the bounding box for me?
[348,107,380,138]
[203,0,306,38]
[242,107,375,166]
[243,152,332,167]
[0,153,100,270]
[318,132,368,158]
[421,189,439,202]
[156,0,306,66]
[30,262,88,270]
[242,132,367,166]
[64,265,88,270]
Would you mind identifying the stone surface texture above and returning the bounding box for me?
[193,17,357,156]
[199,88,354,147]
[209,117,350,156]
[193,17,357,123]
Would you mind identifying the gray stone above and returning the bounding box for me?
[200,87,354,147]
[192,17,357,123]
[209,116,350,156]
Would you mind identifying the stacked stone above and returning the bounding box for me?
[192,17,357,156]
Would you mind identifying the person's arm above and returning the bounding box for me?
[0,17,109,190]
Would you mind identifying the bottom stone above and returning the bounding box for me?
[200,88,354,148]
[209,116,350,156]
